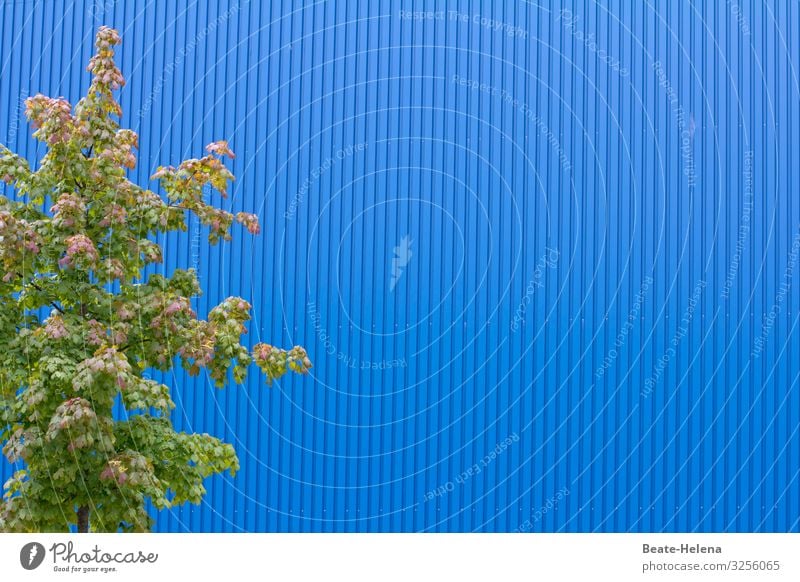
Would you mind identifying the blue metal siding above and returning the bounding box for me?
[1,0,799,532]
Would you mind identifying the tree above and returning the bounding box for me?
[0,26,311,532]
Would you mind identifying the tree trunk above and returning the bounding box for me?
[77,506,89,533]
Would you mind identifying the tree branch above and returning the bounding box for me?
[19,274,65,315]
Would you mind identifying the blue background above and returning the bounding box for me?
[2,0,799,532]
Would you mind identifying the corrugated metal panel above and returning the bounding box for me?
[1,0,799,532]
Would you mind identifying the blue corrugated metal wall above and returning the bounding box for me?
[2,0,799,532]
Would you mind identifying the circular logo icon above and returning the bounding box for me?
[19,542,45,570]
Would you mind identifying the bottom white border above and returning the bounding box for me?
[1,533,798,581]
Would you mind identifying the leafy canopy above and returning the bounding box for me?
[0,26,311,532]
